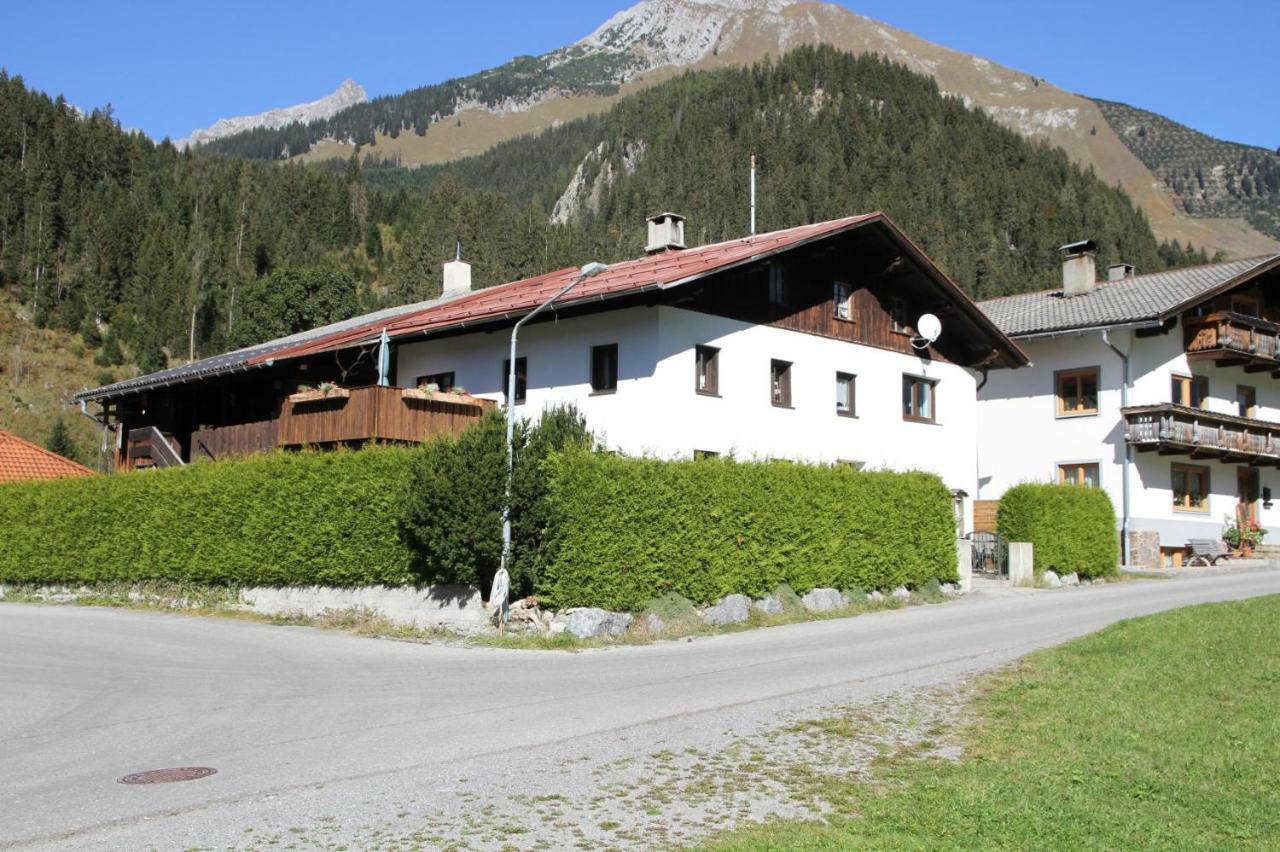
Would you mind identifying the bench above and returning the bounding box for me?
[1187,538,1231,567]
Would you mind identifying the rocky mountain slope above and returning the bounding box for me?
[1093,98,1280,241]
[203,0,1273,259]
[175,78,366,149]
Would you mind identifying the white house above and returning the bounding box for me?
[77,212,1027,529]
[976,242,1280,568]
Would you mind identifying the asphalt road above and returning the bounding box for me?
[2,570,1278,850]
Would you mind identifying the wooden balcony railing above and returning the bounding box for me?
[1183,311,1280,371]
[192,419,278,462]
[1123,403,1280,464]
[276,385,494,447]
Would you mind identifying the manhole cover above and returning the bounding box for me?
[118,767,217,785]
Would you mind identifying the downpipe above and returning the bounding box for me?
[1101,329,1132,568]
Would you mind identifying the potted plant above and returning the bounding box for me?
[289,381,350,404]
[1223,513,1266,556]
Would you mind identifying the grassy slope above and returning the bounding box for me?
[709,595,1280,849]
[0,292,117,467]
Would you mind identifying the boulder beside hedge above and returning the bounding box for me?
[996,483,1119,579]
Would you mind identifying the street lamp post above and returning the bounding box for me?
[498,261,608,585]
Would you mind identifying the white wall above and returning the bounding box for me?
[977,318,1280,549]
[395,306,980,513]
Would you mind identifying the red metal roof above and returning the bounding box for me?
[0,428,95,483]
[252,214,884,364]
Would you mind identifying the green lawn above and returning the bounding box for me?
[708,596,1280,850]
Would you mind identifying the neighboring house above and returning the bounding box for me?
[75,212,1025,520]
[0,428,95,483]
[977,242,1280,568]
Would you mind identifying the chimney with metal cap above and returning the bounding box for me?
[646,212,686,254]
[1060,239,1098,297]
[442,240,472,297]
[1108,262,1135,281]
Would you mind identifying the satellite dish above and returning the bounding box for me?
[915,313,942,347]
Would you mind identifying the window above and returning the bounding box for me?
[771,359,793,407]
[835,371,856,417]
[1231,293,1260,316]
[833,282,853,321]
[1237,384,1257,418]
[1058,462,1100,487]
[768,265,787,306]
[1056,368,1099,417]
[902,374,937,422]
[1171,374,1209,409]
[695,345,719,395]
[415,371,455,392]
[693,449,720,460]
[1172,463,1210,513]
[890,297,909,334]
[590,344,618,393]
[501,356,527,405]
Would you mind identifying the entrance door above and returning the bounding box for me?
[1237,467,1260,525]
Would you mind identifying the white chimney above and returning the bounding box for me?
[442,243,472,297]
[1108,262,1135,281]
[1060,240,1098,297]
[646,212,686,254]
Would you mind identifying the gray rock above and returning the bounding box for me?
[801,587,844,612]
[644,612,665,634]
[553,607,633,639]
[753,596,784,615]
[891,586,911,601]
[703,594,751,626]
[939,582,957,597]
[1043,570,1063,588]
[1062,572,1081,587]
[868,590,886,603]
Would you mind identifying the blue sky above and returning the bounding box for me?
[2,0,1275,148]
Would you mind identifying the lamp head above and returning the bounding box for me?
[579,262,609,279]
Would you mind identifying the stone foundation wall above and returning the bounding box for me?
[239,584,489,632]
[1128,530,1160,570]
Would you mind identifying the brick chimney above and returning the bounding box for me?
[1060,240,1098,297]
[646,212,686,254]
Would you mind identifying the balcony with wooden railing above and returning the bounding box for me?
[1183,311,1280,373]
[130,386,496,468]
[1123,403,1280,465]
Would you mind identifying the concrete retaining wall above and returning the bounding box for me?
[238,584,490,632]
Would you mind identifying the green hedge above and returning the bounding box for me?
[997,483,1119,579]
[0,448,415,586]
[538,451,958,610]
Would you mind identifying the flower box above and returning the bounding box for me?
[288,387,351,404]
[401,388,481,407]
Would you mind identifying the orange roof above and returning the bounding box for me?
[252,213,885,364]
[0,428,95,483]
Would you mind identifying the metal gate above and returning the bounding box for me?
[966,531,1009,578]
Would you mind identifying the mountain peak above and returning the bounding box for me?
[175,79,367,150]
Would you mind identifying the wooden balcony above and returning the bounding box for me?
[277,385,493,446]
[1123,403,1280,466]
[1183,311,1280,373]
[175,386,494,465]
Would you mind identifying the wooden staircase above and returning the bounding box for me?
[124,427,185,471]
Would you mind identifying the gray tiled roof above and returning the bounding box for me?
[978,255,1280,337]
[74,293,464,403]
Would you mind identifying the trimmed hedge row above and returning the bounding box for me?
[538,451,958,610]
[997,483,1119,579]
[0,448,416,586]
